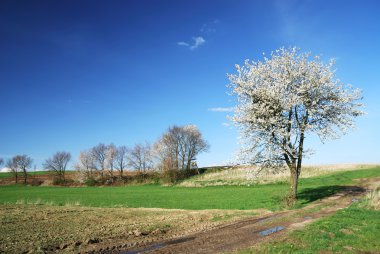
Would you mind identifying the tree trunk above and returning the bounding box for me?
[181,154,185,170]
[175,147,179,170]
[283,154,299,204]
[290,125,306,201]
[289,167,298,201]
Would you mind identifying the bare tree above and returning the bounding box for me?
[228,47,363,202]
[6,158,18,183]
[0,158,3,167]
[106,143,117,177]
[155,125,191,170]
[154,125,209,171]
[75,150,96,178]
[127,142,153,173]
[183,125,209,170]
[43,151,71,181]
[115,146,128,176]
[8,155,33,184]
[91,143,108,176]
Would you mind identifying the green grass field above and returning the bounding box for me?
[0,167,379,210]
[242,205,380,253]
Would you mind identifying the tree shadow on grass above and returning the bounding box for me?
[297,185,366,205]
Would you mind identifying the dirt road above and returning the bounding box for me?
[86,183,371,254]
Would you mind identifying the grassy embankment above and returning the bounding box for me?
[178,164,376,186]
[0,167,379,210]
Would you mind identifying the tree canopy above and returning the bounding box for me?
[228,47,364,201]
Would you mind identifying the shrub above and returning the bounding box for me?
[365,186,380,210]
[30,178,43,186]
[52,177,66,186]
[84,177,97,186]
[128,171,160,184]
[161,169,198,184]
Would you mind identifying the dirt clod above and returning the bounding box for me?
[151,229,161,235]
[86,238,101,244]
[60,243,69,249]
[132,229,142,236]
[74,241,82,246]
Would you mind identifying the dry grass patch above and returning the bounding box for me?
[365,182,380,210]
[179,164,378,187]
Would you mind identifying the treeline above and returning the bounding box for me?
[0,124,209,185]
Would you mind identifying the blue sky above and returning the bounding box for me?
[1,0,379,169]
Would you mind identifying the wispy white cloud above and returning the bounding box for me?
[177,19,220,50]
[177,41,189,47]
[190,36,205,50]
[222,122,234,130]
[177,36,206,50]
[208,107,234,112]
[200,19,219,34]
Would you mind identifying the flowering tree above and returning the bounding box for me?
[228,47,363,202]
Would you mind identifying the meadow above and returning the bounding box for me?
[241,197,380,253]
[1,167,379,211]
[1,166,380,253]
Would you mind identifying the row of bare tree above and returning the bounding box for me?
[75,143,147,178]
[2,155,33,183]
[0,152,70,183]
[1,124,209,183]
[76,124,209,178]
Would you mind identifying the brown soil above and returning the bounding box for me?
[0,206,262,254]
[0,172,78,185]
[86,184,373,254]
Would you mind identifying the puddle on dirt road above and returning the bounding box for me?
[304,216,312,219]
[122,236,195,254]
[259,226,285,236]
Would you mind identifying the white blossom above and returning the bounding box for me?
[228,47,364,199]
